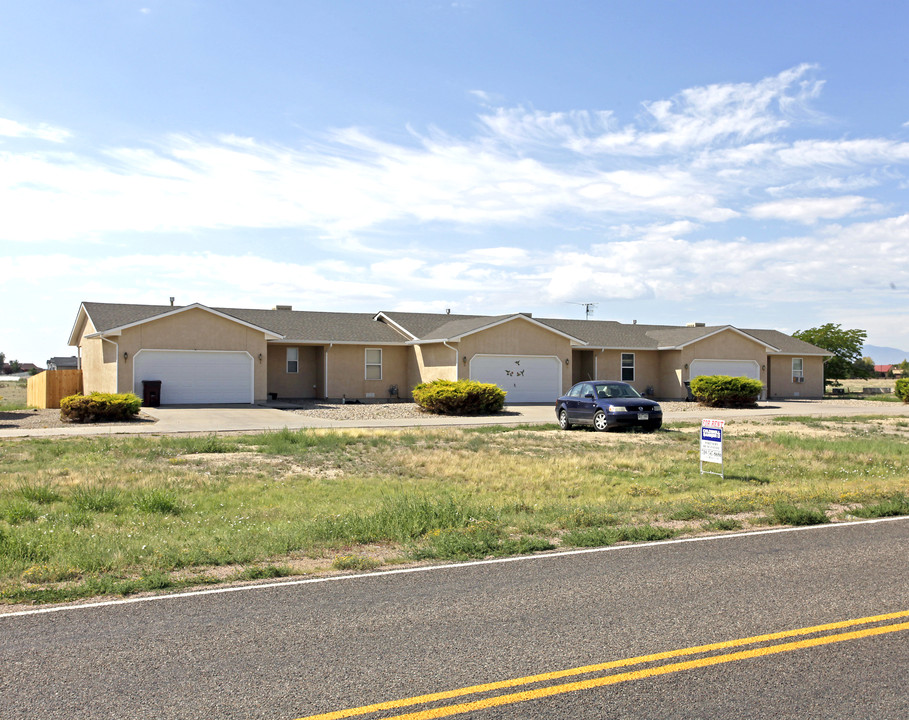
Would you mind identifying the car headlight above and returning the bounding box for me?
[653,404,661,412]
[607,404,623,412]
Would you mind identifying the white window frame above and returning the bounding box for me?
[792,357,804,383]
[365,348,382,380]
[621,353,635,382]
[286,347,298,374]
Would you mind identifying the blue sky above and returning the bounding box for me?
[2,1,909,364]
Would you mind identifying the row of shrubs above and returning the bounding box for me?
[58,373,868,422]
[56,382,509,422]
[60,392,142,423]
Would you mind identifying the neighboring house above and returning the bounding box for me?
[68,302,831,405]
[2,362,40,374]
[874,364,905,378]
[47,356,79,371]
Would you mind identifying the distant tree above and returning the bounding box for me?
[898,359,909,376]
[793,324,870,383]
[8,359,20,374]
[857,357,876,377]
[0,351,5,373]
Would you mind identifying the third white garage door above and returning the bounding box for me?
[133,350,254,405]
[469,355,562,403]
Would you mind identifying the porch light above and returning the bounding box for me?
[258,353,263,362]
[462,355,467,365]
[123,351,128,361]
[565,358,569,365]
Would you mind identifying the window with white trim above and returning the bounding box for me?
[365,348,382,380]
[621,353,635,382]
[792,357,804,383]
[286,347,298,374]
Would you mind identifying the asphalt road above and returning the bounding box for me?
[2,518,908,719]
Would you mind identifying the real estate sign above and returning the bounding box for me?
[700,418,725,477]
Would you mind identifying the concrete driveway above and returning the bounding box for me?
[1,399,906,439]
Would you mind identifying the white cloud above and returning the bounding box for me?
[748,196,876,224]
[4,63,909,247]
[0,117,70,142]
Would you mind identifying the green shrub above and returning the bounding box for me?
[690,375,763,407]
[60,392,142,423]
[895,378,909,403]
[412,379,506,415]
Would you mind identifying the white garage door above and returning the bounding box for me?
[689,359,760,380]
[134,350,254,405]
[469,355,562,403]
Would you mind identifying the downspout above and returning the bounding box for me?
[100,336,120,393]
[443,341,458,379]
[324,343,333,399]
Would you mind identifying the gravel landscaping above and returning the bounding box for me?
[0,408,158,430]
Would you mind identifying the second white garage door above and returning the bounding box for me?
[133,350,254,404]
[689,359,761,380]
[469,355,562,403]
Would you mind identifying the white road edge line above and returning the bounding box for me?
[2,515,907,619]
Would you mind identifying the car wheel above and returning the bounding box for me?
[558,409,572,430]
[593,410,609,432]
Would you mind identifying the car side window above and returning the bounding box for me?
[581,383,595,398]
[568,384,583,397]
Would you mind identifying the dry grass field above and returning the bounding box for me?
[1,417,907,604]
[0,380,27,409]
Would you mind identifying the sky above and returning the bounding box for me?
[2,0,909,364]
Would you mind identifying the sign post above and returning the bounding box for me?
[700,419,725,478]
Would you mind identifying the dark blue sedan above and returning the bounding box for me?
[555,381,662,432]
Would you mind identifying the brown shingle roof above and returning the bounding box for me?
[76,302,831,355]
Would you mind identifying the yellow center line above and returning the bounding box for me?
[296,610,909,720]
[381,621,909,720]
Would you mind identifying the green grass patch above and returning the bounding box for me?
[769,501,830,526]
[332,555,381,572]
[563,524,677,547]
[850,494,909,519]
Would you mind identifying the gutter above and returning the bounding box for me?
[324,343,333,399]
[100,336,120,393]
[443,341,459,379]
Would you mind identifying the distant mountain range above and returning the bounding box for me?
[863,344,909,364]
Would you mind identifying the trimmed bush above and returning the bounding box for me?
[412,379,506,415]
[60,392,142,423]
[690,375,763,408]
[895,378,909,403]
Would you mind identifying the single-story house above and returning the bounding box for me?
[874,364,905,378]
[47,356,79,371]
[68,301,832,405]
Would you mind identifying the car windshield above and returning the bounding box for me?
[596,383,641,399]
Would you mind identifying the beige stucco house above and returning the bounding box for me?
[68,302,831,405]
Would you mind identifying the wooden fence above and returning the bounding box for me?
[26,370,83,409]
